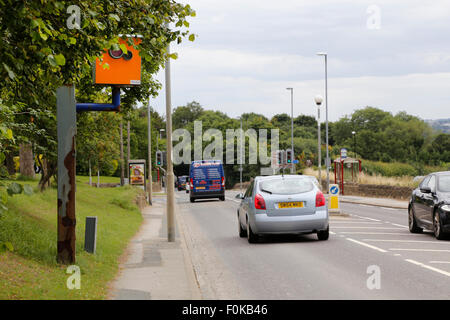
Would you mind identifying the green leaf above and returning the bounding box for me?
[2,63,15,80]
[0,153,5,164]
[109,14,120,22]
[47,54,58,67]
[55,53,66,66]
[188,34,195,42]
[183,21,190,28]
[7,183,23,196]
[119,43,128,54]
[169,53,178,60]
[23,185,34,196]
[6,129,13,139]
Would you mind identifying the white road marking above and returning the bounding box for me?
[349,215,381,222]
[332,227,405,229]
[225,197,241,203]
[429,261,450,264]
[330,222,382,224]
[390,223,408,229]
[329,231,336,235]
[364,239,448,244]
[391,248,450,253]
[340,232,417,235]
[405,259,450,278]
[346,238,387,253]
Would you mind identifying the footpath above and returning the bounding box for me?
[338,195,408,209]
[108,196,200,300]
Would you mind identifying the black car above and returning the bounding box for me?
[408,171,450,240]
[177,175,189,191]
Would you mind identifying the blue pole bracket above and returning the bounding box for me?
[76,87,121,112]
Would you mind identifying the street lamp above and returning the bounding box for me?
[157,128,165,150]
[352,131,356,158]
[317,52,329,192]
[286,87,294,173]
[314,95,323,189]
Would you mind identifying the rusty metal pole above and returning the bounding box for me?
[165,27,175,242]
[57,85,77,264]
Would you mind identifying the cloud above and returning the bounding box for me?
[149,0,450,121]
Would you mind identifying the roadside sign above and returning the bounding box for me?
[340,148,347,159]
[330,184,339,195]
[293,160,299,164]
[329,183,339,210]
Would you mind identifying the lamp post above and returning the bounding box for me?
[147,98,152,205]
[157,128,165,150]
[286,87,294,173]
[352,131,356,158]
[317,52,329,191]
[315,95,323,189]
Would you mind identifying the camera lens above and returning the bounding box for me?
[122,51,133,61]
[108,49,123,59]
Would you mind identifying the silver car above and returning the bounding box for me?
[236,175,329,243]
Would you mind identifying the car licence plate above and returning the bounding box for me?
[278,202,303,208]
[196,187,205,190]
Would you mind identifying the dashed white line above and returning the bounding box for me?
[332,227,405,229]
[429,261,450,264]
[405,259,450,278]
[363,239,448,244]
[346,238,387,253]
[390,223,408,229]
[391,248,450,253]
[339,232,416,236]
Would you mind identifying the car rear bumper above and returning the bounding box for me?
[191,190,224,199]
[250,208,329,234]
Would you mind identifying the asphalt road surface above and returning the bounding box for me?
[175,190,450,299]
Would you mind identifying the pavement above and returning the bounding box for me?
[339,195,408,209]
[108,195,200,300]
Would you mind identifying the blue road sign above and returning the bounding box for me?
[330,186,339,195]
[293,160,299,164]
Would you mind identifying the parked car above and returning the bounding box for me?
[236,175,329,243]
[408,171,450,240]
[188,160,225,202]
[177,175,189,191]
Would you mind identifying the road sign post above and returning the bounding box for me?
[328,183,340,214]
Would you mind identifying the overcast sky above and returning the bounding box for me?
[149,0,450,121]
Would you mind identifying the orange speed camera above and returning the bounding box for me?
[94,37,142,86]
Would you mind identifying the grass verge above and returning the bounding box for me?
[0,176,143,299]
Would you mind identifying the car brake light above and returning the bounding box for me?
[316,191,326,207]
[221,176,225,187]
[190,178,193,188]
[255,194,266,210]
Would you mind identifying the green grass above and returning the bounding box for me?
[0,176,143,299]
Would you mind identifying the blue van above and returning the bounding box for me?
[189,160,225,202]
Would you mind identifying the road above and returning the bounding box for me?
[175,190,450,299]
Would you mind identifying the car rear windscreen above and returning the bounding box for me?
[438,175,450,192]
[259,178,314,195]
